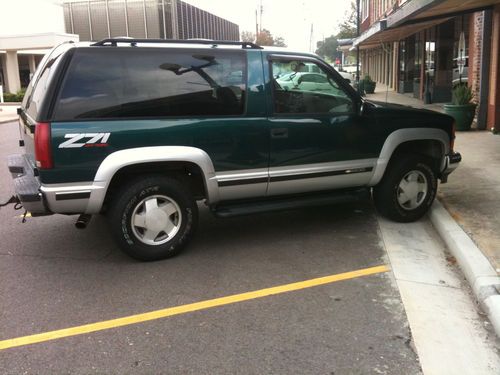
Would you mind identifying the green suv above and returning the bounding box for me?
[8,39,461,261]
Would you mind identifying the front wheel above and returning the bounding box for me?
[373,155,437,222]
[108,175,198,261]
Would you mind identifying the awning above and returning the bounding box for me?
[0,33,79,51]
[352,20,387,47]
[387,0,499,28]
[352,17,450,49]
[353,0,497,48]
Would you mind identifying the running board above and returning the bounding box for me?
[212,188,370,218]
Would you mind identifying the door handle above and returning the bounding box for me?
[271,128,288,139]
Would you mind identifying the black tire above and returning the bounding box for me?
[373,155,437,222]
[108,175,198,261]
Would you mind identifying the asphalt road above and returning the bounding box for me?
[0,121,421,374]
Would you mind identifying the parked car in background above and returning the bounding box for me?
[335,69,353,84]
[276,72,344,94]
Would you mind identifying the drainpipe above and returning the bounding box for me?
[478,10,492,130]
[356,0,361,94]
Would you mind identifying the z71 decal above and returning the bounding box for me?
[59,133,111,148]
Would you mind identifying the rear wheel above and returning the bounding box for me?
[373,155,437,222]
[108,175,197,261]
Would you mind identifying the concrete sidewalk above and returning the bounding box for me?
[366,85,499,274]
[365,83,445,113]
[367,85,500,335]
[0,104,20,124]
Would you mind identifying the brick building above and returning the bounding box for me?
[354,0,500,131]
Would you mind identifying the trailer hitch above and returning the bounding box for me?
[0,195,28,222]
[0,195,19,208]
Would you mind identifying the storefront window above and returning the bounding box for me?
[414,32,423,98]
[453,16,470,85]
[399,40,405,81]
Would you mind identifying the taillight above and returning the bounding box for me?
[34,122,53,169]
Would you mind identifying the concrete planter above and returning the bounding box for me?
[443,103,477,131]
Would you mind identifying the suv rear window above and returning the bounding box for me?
[54,48,246,120]
[23,45,68,120]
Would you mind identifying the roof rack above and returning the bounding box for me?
[91,38,262,49]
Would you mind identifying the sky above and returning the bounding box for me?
[0,0,353,52]
[177,0,352,52]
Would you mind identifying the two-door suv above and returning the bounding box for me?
[8,39,461,261]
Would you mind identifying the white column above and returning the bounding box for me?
[28,55,36,75]
[5,50,21,94]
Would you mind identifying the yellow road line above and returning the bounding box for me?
[0,264,389,351]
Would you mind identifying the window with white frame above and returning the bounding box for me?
[362,0,369,21]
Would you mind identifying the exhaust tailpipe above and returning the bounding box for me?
[75,214,92,229]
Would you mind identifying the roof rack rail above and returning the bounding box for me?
[91,38,262,49]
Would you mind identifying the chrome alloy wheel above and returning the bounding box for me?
[397,170,428,210]
[130,195,182,245]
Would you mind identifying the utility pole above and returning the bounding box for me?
[255,9,259,41]
[259,0,263,33]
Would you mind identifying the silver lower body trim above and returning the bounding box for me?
[268,159,376,196]
[215,160,377,201]
[41,182,96,214]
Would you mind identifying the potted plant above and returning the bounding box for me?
[354,78,365,96]
[363,75,376,94]
[443,85,476,131]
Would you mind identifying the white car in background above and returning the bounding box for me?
[334,68,353,84]
[275,72,345,96]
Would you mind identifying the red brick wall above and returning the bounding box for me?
[361,16,371,33]
[487,5,500,131]
[469,12,483,126]
[468,12,483,103]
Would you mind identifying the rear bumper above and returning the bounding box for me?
[8,154,95,215]
[440,152,461,182]
[7,154,49,215]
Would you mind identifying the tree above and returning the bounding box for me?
[274,36,287,47]
[241,31,255,43]
[315,1,356,61]
[241,29,287,47]
[315,36,340,62]
[256,29,274,46]
[337,0,357,39]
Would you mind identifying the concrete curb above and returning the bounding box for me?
[429,200,500,336]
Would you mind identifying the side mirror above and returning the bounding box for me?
[359,101,365,116]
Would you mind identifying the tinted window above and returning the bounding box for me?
[24,45,67,120]
[54,48,246,120]
[272,59,354,114]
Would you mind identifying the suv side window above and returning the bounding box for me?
[272,59,354,115]
[54,48,246,120]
